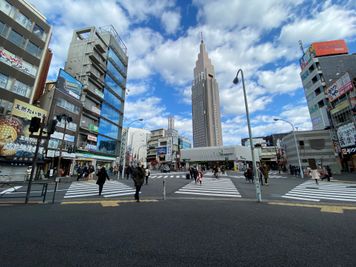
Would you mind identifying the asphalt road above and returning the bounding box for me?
[1,198,356,266]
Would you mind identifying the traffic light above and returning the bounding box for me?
[47,119,57,135]
[29,117,41,133]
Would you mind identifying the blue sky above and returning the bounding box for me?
[28,0,356,145]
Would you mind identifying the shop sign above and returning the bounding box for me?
[87,134,97,142]
[0,115,44,160]
[89,124,98,133]
[51,131,75,142]
[85,144,97,151]
[326,72,353,102]
[337,123,356,148]
[56,69,82,100]
[11,99,47,120]
[0,47,37,76]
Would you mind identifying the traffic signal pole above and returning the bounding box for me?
[25,116,45,204]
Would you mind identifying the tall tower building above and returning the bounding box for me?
[65,25,128,165]
[191,39,223,147]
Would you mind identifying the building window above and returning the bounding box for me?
[104,75,125,99]
[14,11,32,30]
[315,87,321,96]
[12,80,31,97]
[33,24,45,40]
[8,29,26,48]
[98,118,118,139]
[318,100,325,108]
[26,41,42,58]
[57,99,80,114]
[0,98,13,115]
[0,0,12,16]
[101,103,119,123]
[103,88,120,107]
[0,20,9,37]
[97,135,116,154]
[107,61,125,85]
[0,72,8,89]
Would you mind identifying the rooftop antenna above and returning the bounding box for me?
[200,31,203,43]
[298,40,304,55]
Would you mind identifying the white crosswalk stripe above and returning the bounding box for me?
[282,180,356,202]
[150,175,186,179]
[175,177,241,198]
[230,174,287,179]
[64,181,135,198]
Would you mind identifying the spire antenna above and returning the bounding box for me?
[200,32,203,43]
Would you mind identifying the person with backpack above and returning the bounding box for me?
[96,166,110,196]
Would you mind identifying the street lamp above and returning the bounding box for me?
[273,118,304,178]
[120,118,143,179]
[233,69,262,202]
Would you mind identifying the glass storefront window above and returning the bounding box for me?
[12,80,31,97]
[101,103,119,123]
[26,41,42,58]
[8,29,26,48]
[33,24,45,40]
[0,0,12,16]
[14,11,32,30]
[57,120,77,132]
[98,118,118,139]
[104,75,125,99]
[97,135,116,154]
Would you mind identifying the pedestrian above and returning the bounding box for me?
[76,165,82,181]
[258,164,264,186]
[307,166,321,185]
[262,163,269,185]
[145,167,150,185]
[197,169,203,185]
[96,166,110,196]
[125,165,132,180]
[132,163,145,202]
[88,165,95,180]
[244,166,253,183]
[189,167,194,180]
[193,167,198,183]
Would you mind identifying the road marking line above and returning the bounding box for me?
[268,201,356,214]
[61,199,159,207]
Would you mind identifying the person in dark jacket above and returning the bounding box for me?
[132,164,145,202]
[96,166,110,196]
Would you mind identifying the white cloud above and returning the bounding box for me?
[161,11,181,34]
[194,0,304,30]
[279,5,356,45]
[257,64,302,94]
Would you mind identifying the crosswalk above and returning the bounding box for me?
[175,177,241,198]
[150,174,187,179]
[282,180,356,202]
[231,171,288,179]
[64,181,136,199]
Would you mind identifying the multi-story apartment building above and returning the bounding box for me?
[191,39,223,148]
[0,0,51,112]
[0,0,51,178]
[39,70,83,176]
[64,26,128,168]
[325,73,356,171]
[299,40,356,130]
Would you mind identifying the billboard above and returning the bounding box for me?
[11,99,47,120]
[325,72,353,102]
[56,69,83,100]
[156,147,167,155]
[311,40,348,57]
[337,123,356,148]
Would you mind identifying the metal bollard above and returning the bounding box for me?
[52,177,60,204]
[163,179,166,200]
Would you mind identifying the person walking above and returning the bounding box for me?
[307,166,321,185]
[132,164,145,202]
[145,167,150,185]
[262,163,269,185]
[88,164,95,180]
[258,164,264,186]
[96,166,110,196]
[76,165,82,181]
[197,170,203,185]
[193,167,198,183]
